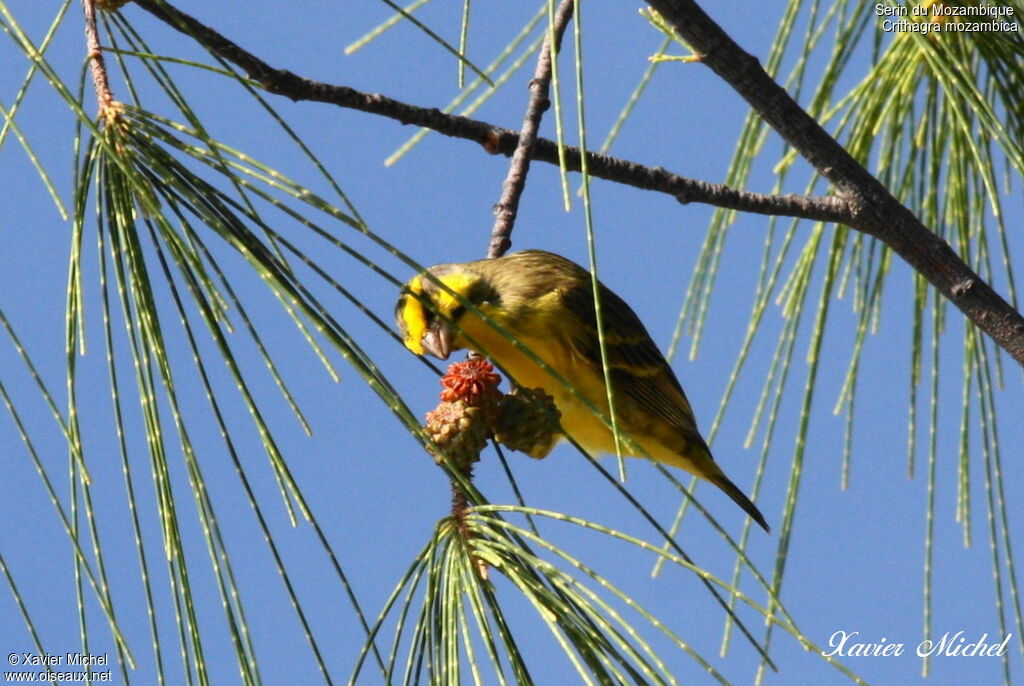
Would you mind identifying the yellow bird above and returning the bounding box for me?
[395,250,768,532]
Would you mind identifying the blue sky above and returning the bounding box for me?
[1,1,1022,684]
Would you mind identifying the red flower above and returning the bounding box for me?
[439,358,502,403]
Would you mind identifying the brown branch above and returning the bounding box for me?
[83,0,116,112]
[488,0,575,259]
[132,0,848,227]
[133,0,1024,364]
[646,0,1024,365]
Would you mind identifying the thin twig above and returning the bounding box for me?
[82,0,116,111]
[456,0,575,555]
[488,0,575,259]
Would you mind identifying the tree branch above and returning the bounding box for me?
[132,0,1024,364]
[646,0,1024,365]
[132,0,849,228]
[83,0,116,112]
[489,0,575,259]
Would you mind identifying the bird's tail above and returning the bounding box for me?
[708,471,770,533]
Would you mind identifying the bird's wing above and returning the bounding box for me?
[559,281,703,438]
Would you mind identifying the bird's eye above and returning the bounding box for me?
[448,305,465,323]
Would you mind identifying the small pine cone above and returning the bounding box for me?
[97,0,132,10]
[439,358,503,424]
[493,387,562,459]
[424,399,489,471]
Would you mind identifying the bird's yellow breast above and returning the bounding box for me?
[454,303,687,467]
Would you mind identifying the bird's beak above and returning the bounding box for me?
[421,319,454,360]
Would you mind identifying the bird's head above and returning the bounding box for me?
[395,263,496,360]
